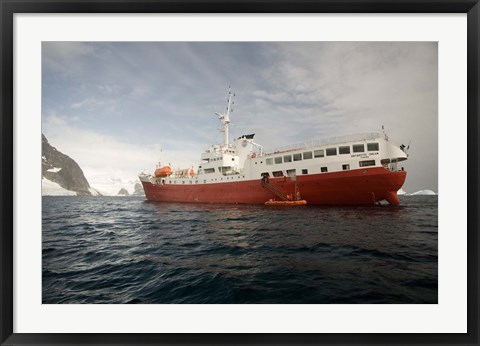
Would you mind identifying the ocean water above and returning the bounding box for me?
[42,196,437,304]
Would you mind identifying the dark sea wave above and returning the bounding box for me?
[42,196,437,304]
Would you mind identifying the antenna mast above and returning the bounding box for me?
[215,87,234,149]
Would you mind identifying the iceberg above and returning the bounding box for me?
[410,189,437,196]
[397,188,437,196]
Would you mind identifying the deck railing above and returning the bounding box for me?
[263,132,381,156]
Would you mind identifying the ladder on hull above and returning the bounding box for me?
[261,179,289,201]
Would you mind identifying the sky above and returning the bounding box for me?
[42,42,438,194]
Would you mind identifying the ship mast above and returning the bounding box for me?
[215,87,234,149]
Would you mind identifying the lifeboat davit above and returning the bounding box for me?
[154,166,172,178]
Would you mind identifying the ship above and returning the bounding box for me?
[139,89,408,206]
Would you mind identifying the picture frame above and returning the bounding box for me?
[1,1,479,345]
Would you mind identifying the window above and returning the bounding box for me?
[266,158,273,165]
[314,149,324,158]
[274,157,283,164]
[303,151,313,159]
[381,159,393,165]
[342,164,350,170]
[353,144,364,153]
[293,153,302,161]
[359,160,376,167]
[367,143,379,151]
[261,172,270,178]
[321,167,328,172]
[286,169,296,177]
[339,146,350,154]
[272,171,284,177]
[326,148,337,156]
[302,169,308,175]
[283,155,292,163]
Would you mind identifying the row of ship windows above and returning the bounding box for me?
[266,159,376,177]
[266,142,379,165]
[164,175,247,184]
[205,157,236,162]
[162,159,378,185]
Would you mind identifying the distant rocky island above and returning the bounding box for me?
[42,134,97,196]
[117,183,144,196]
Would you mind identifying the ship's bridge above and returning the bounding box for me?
[199,144,241,175]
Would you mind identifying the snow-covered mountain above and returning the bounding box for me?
[42,134,147,197]
[42,134,100,196]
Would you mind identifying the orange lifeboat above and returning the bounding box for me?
[154,166,172,177]
[189,167,195,177]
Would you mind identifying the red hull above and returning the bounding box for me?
[141,167,406,205]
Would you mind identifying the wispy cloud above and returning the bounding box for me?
[43,114,201,191]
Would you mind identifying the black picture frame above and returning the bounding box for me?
[1,1,479,345]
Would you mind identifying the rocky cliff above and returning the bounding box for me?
[42,134,93,196]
